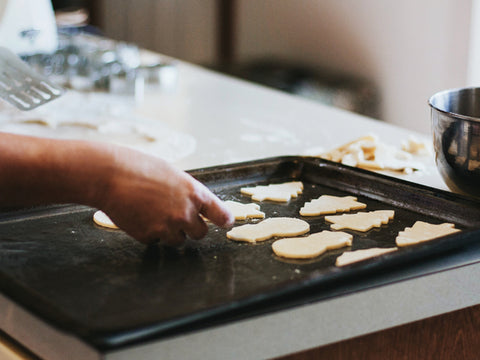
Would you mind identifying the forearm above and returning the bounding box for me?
[0,131,233,244]
[0,132,114,208]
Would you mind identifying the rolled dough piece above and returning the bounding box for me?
[325,210,394,232]
[299,195,367,216]
[240,181,303,202]
[335,247,397,267]
[224,200,265,220]
[226,217,310,243]
[396,221,460,247]
[272,231,352,259]
[93,210,119,229]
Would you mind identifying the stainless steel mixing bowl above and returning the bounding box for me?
[429,87,480,198]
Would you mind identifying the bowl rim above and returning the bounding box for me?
[428,86,480,123]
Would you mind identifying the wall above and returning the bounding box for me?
[98,0,478,134]
[468,0,480,86]
[235,0,475,134]
[98,0,217,65]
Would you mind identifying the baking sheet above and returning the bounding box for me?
[0,156,480,351]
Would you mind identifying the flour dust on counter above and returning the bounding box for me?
[0,91,196,162]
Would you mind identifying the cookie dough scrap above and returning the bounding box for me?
[224,200,265,220]
[240,181,303,202]
[321,135,378,163]
[318,135,424,174]
[401,135,432,156]
[300,195,367,216]
[335,247,398,267]
[325,210,395,232]
[226,217,309,243]
[93,210,119,229]
[396,221,460,247]
[272,231,352,259]
[357,143,424,174]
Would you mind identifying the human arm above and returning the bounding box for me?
[0,132,234,245]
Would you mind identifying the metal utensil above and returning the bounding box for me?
[0,46,64,110]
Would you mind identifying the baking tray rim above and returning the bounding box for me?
[1,155,480,350]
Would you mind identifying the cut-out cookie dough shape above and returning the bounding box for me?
[224,200,265,220]
[335,247,397,267]
[240,181,303,202]
[272,231,352,259]
[226,217,309,243]
[396,221,460,247]
[325,210,394,232]
[93,210,119,229]
[299,195,367,216]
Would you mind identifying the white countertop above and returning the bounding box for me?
[2,57,479,360]
[0,59,446,190]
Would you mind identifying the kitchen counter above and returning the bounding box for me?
[1,55,479,360]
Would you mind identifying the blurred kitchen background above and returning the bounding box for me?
[32,1,480,133]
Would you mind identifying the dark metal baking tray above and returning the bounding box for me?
[1,156,480,351]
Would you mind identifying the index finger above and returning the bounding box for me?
[200,191,234,229]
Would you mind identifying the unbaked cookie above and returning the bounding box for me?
[335,247,397,267]
[93,210,119,229]
[272,231,352,259]
[300,195,367,216]
[396,221,460,247]
[240,181,303,202]
[226,217,309,243]
[325,210,394,231]
[224,200,265,220]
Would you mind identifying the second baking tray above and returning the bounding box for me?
[1,156,480,351]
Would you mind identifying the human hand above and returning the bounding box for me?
[98,148,234,245]
[0,133,233,245]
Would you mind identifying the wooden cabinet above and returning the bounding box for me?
[278,304,480,360]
